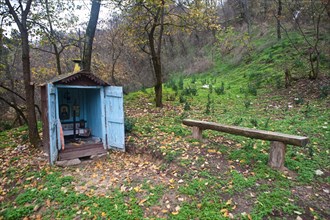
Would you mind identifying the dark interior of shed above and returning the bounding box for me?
[57,88,103,148]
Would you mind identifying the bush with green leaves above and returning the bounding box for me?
[319,85,329,98]
[204,94,212,114]
[179,94,186,103]
[244,100,251,109]
[209,84,213,94]
[184,101,191,111]
[182,87,198,96]
[214,82,225,95]
[178,77,184,90]
[247,83,257,96]
[124,117,136,133]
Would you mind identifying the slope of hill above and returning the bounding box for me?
[0,29,329,219]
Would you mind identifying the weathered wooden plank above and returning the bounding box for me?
[192,126,203,139]
[59,144,106,160]
[268,141,286,169]
[182,119,309,147]
[63,143,103,151]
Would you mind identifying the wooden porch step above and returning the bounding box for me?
[58,143,107,161]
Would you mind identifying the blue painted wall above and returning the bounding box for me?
[86,89,102,138]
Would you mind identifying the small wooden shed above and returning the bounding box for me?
[40,70,125,165]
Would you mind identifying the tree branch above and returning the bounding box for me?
[0,95,28,125]
[0,84,42,117]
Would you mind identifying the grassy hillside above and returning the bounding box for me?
[0,31,329,219]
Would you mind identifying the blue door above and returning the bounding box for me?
[104,86,125,151]
[47,84,58,164]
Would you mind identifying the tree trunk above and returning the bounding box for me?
[149,33,163,107]
[5,0,41,148]
[54,45,62,75]
[240,0,251,34]
[83,0,101,72]
[21,29,41,147]
[277,0,282,40]
[153,60,163,108]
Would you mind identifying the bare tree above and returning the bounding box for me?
[83,0,101,72]
[4,0,41,147]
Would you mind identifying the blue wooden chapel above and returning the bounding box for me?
[40,69,125,165]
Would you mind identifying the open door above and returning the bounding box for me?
[47,83,58,164]
[104,86,125,151]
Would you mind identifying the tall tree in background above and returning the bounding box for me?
[122,0,219,107]
[33,0,78,75]
[240,0,251,34]
[4,0,41,147]
[277,0,282,40]
[83,0,101,72]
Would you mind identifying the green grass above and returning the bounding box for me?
[122,31,329,218]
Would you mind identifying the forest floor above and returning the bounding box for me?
[0,74,329,219]
[1,31,330,219]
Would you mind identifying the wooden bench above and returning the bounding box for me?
[182,119,309,170]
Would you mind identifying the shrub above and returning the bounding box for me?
[248,83,257,96]
[182,86,198,96]
[209,84,213,94]
[191,76,197,84]
[204,94,212,114]
[178,77,184,90]
[179,94,186,103]
[184,102,191,111]
[215,82,225,95]
[166,94,176,101]
[319,85,329,99]
[124,117,136,133]
[244,100,251,109]
[0,121,12,132]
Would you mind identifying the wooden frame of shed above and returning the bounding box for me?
[40,70,125,165]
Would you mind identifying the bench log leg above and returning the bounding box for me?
[268,141,286,170]
[192,126,203,140]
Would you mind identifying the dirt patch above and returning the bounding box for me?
[293,183,330,217]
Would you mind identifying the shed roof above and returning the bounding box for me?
[41,70,109,86]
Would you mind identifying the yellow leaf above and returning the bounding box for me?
[138,198,147,205]
[207,149,216,153]
[197,203,202,209]
[226,198,232,206]
[101,212,106,217]
[309,207,314,212]
[220,208,228,213]
[172,211,179,215]
[134,186,140,192]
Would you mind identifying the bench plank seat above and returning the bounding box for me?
[183,119,309,147]
[182,119,309,170]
